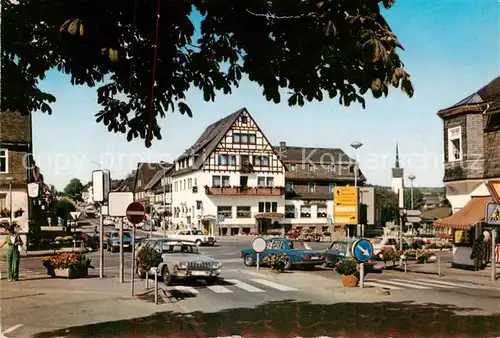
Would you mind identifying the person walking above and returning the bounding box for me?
[0,225,24,281]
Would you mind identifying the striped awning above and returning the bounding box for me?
[433,196,492,229]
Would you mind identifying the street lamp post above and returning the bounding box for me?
[160,161,169,237]
[350,142,363,237]
[408,175,416,210]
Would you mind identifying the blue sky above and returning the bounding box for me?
[33,0,499,190]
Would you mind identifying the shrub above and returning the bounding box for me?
[263,254,288,271]
[137,246,162,275]
[334,259,357,276]
[323,231,331,237]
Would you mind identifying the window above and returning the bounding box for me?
[257,177,266,186]
[317,205,327,218]
[328,165,336,173]
[218,154,228,165]
[349,166,355,173]
[300,205,311,218]
[308,183,315,193]
[212,176,221,187]
[329,183,336,193]
[236,206,251,218]
[188,178,192,189]
[285,205,295,218]
[289,164,296,171]
[266,177,274,187]
[0,149,7,173]
[240,155,250,165]
[309,164,315,172]
[254,156,269,166]
[137,179,142,187]
[259,202,277,213]
[285,182,294,192]
[217,206,232,218]
[232,133,240,143]
[228,155,237,165]
[221,176,230,187]
[241,116,248,124]
[248,134,256,144]
[447,126,462,162]
[174,182,178,192]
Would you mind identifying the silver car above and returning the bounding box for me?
[144,239,222,286]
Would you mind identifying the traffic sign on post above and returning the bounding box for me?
[252,237,267,271]
[486,203,500,226]
[333,187,358,224]
[70,211,81,221]
[126,202,146,225]
[406,210,422,217]
[487,180,500,203]
[351,239,374,263]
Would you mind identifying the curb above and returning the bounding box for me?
[385,268,500,288]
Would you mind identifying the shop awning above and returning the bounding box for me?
[433,196,492,229]
[254,212,284,220]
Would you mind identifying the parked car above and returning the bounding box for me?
[106,231,133,252]
[324,239,378,272]
[168,230,216,246]
[140,238,222,286]
[103,217,115,227]
[240,237,326,270]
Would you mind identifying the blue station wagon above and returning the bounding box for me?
[241,237,326,270]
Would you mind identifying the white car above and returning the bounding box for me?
[371,236,411,254]
[167,230,216,246]
[103,217,115,226]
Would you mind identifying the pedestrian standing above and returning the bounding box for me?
[0,224,24,281]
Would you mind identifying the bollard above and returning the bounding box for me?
[437,255,441,277]
[401,255,407,274]
[153,268,158,304]
[145,270,149,289]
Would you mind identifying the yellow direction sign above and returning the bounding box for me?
[487,180,500,203]
[333,187,358,225]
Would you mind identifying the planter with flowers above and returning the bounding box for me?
[42,253,93,278]
[335,259,359,287]
[378,247,401,268]
[0,209,11,218]
[263,254,289,273]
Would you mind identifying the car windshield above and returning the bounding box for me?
[163,244,199,254]
[291,241,312,250]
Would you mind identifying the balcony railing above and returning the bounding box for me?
[204,185,285,196]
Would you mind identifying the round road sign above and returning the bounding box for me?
[126,202,146,225]
[351,239,374,263]
[252,237,267,253]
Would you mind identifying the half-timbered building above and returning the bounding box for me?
[172,108,286,236]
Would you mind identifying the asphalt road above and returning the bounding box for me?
[4,233,500,337]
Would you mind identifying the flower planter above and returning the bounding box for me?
[340,274,359,287]
[50,266,88,278]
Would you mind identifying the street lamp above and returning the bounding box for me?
[350,142,363,237]
[5,177,14,224]
[408,174,416,210]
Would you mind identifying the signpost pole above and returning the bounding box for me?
[256,253,260,270]
[131,224,136,296]
[119,217,124,283]
[359,262,365,288]
[492,227,497,282]
[99,207,104,279]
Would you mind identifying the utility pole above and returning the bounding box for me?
[350,141,363,237]
[408,175,416,209]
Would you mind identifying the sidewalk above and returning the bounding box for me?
[385,261,500,287]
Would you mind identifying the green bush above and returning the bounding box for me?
[137,246,162,275]
[334,259,357,276]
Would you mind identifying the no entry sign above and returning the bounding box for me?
[126,202,146,225]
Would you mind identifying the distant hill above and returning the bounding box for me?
[366,184,445,196]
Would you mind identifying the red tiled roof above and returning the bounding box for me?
[433,196,492,229]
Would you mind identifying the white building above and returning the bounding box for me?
[171,108,286,236]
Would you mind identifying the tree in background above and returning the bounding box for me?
[404,187,424,210]
[374,186,400,226]
[63,178,84,200]
[52,199,76,232]
[2,0,413,147]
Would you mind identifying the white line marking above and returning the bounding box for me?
[414,278,479,289]
[2,324,23,334]
[250,279,297,291]
[126,211,145,216]
[219,258,243,263]
[225,279,265,292]
[391,279,455,289]
[207,285,233,293]
[363,281,403,290]
[375,280,430,289]
[171,286,199,294]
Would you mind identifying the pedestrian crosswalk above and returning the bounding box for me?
[363,277,488,291]
[160,278,298,296]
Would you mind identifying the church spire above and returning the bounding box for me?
[395,143,400,168]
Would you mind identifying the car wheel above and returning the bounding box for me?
[284,256,292,270]
[205,277,217,285]
[162,267,174,286]
[195,239,202,246]
[243,254,254,266]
